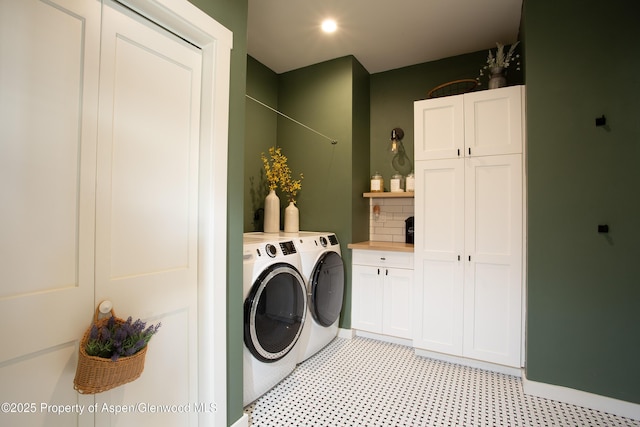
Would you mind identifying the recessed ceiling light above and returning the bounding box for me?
[321,19,337,33]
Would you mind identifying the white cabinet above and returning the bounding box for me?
[413,86,525,368]
[351,250,413,340]
[414,85,524,160]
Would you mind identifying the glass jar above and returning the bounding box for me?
[370,172,384,192]
[405,171,415,192]
[390,173,404,192]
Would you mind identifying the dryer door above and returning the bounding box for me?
[244,263,307,362]
[309,251,345,327]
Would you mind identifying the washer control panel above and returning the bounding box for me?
[279,241,297,256]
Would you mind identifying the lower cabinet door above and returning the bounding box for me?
[351,264,384,334]
[382,267,413,339]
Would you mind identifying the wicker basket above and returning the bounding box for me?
[73,307,148,394]
[427,79,478,98]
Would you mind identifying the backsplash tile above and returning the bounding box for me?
[369,197,414,242]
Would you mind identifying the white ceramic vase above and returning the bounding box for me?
[264,189,280,233]
[284,201,299,233]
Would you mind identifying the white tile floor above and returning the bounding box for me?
[244,337,640,427]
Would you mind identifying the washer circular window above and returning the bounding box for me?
[310,251,345,327]
[244,263,307,362]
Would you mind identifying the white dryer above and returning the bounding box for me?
[242,234,307,406]
[294,232,344,363]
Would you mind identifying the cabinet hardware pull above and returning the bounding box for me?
[380,257,386,261]
[377,268,380,275]
[457,148,460,156]
[386,269,388,276]
[468,147,471,155]
[458,255,460,261]
[468,255,471,261]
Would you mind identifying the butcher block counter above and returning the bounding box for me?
[347,241,414,253]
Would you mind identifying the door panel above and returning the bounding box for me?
[351,265,383,333]
[94,2,202,424]
[0,0,100,424]
[383,268,413,339]
[413,95,464,160]
[469,263,511,354]
[417,259,461,350]
[0,343,80,426]
[464,86,523,156]
[464,155,522,366]
[413,159,464,354]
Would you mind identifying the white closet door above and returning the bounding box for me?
[0,0,100,425]
[464,154,522,367]
[94,2,202,425]
[413,159,465,355]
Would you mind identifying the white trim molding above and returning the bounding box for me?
[414,348,523,378]
[230,413,249,427]
[338,328,355,339]
[522,374,640,421]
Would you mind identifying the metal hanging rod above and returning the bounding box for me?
[246,94,338,145]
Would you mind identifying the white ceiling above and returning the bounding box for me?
[247,0,523,74]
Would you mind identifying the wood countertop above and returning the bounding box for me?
[347,241,414,253]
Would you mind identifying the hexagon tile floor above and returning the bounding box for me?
[244,337,640,427]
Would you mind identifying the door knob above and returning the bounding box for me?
[99,300,113,314]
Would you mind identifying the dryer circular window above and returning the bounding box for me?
[309,251,344,327]
[244,263,307,362]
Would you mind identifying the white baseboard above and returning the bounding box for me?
[414,348,523,377]
[337,328,355,339]
[229,413,248,427]
[522,374,640,421]
[354,330,413,347]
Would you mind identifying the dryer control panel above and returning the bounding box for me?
[279,241,297,256]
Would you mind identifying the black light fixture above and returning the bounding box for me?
[390,127,404,153]
[389,127,412,175]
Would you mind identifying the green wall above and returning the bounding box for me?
[186,0,247,424]
[274,56,370,328]
[245,56,279,231]
[524,0,640,403]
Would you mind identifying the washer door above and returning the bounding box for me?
[309,251,345,327]
[244,263,307,362]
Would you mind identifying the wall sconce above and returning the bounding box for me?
[389,127,413,175]
[390,127,405,153]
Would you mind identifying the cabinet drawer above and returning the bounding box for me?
[352,250,413,269]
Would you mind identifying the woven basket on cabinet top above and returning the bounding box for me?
[427,79,478,98]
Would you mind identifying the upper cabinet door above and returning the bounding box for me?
[464,86,524,157]
[414,94,464,161]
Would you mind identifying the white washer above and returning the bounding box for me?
[294,232,344,363]
[242,234,307,406]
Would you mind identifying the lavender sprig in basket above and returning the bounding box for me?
[86,315,161,361]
